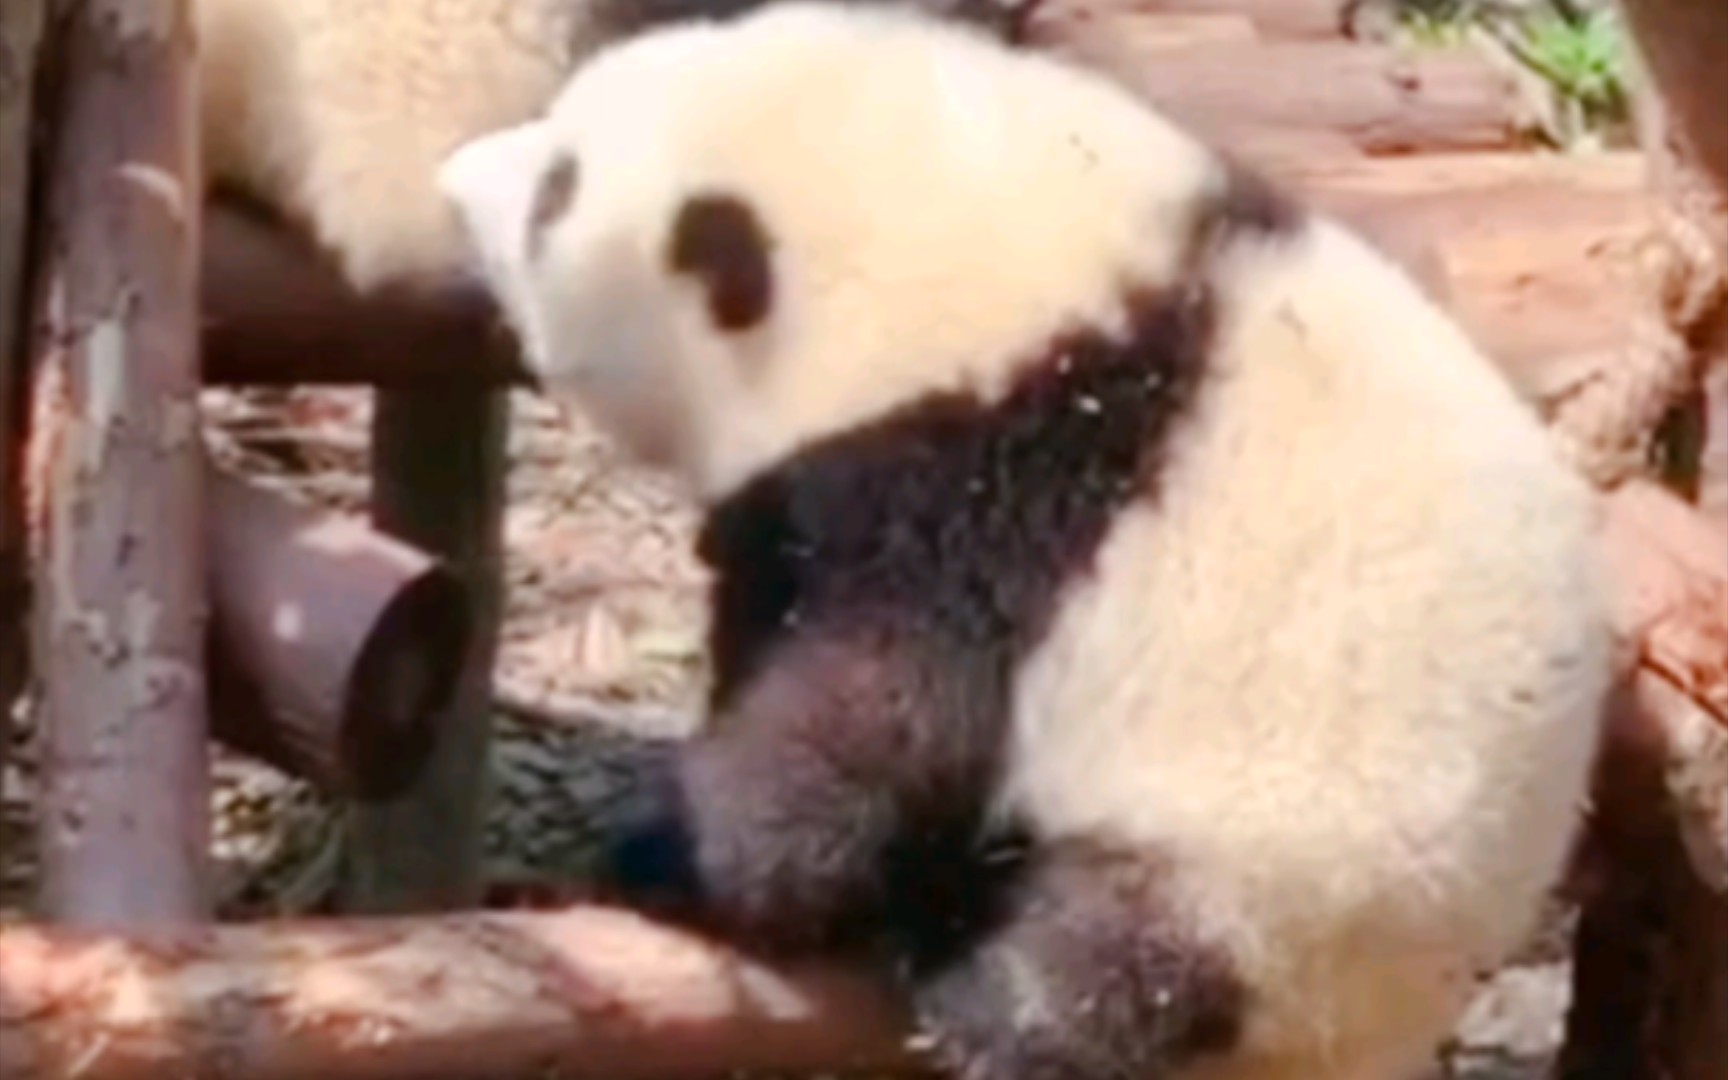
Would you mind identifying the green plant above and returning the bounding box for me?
[1509,6,1630,129]
[1394,0,1633,147]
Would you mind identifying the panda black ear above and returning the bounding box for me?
[667,192,773,332]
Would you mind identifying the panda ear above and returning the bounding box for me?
[667,192,774,332]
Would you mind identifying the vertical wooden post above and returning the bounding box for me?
[1,0,47,800]
[28,0,209,925]
[1557,3,1728,1075]
[339,385,509,912]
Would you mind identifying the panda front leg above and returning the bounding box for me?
[912,840,1248,1080]
[592,627,1002,957]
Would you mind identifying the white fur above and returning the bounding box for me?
[439,2,1218,489]
[196,0,598,291]
[438,5,1615,1077]
[1007,220,1610,1079]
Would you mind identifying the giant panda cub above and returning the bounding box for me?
[436,5,1615,1078]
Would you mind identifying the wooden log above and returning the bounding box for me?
[27,0,210,925]
[1049,35,1521,154]
[1036,0,1345,40]
[0,905,920,1080]
[1278,152,1652,401]
[199,202,521,388]
[204,463,473,800]
[339,388,511,913]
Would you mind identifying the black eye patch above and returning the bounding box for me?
[666,192,773,332]
[525,151,579,261]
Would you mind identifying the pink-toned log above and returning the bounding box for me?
[0,905,922,1080]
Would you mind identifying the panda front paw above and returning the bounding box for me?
[590,742,707,922]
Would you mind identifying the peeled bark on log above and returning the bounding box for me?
[0,905,920,1080]
[205,463,473,800]
[1051,34,1521,154]
[27,0,210,926]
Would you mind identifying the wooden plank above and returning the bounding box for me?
[28,0,210,924]
[338,387,510,913]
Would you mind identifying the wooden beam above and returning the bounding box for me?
[0,905,919,1080]
[27,0,210,925]
[338,387,511,913]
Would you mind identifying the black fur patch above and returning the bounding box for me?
[525,152,579,262]
[667,192,774,332]
[915,840,1248,1077]
[1182,157,1303,273]
[1214,158,1301,239]
[592,279,1217,962]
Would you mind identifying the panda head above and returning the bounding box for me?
[439,1,1234,498]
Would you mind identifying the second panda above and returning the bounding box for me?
[437,6,1616,1079]
[193,0,1026,296]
